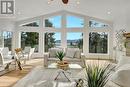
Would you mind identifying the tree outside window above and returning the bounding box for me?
[89,32,108,53]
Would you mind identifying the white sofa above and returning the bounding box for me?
[44,48,85,67]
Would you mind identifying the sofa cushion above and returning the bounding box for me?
[66,48,80,58]
[66,49,75,58]
[49,48,63,58]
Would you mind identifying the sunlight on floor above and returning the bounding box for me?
[0,59,43,87]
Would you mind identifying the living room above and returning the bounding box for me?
[0,0,130,87]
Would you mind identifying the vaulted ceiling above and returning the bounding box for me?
[0,0,130,22]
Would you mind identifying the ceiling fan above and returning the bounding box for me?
[62,0,68,4]
[48,0,68,4]
[48,0,79,4]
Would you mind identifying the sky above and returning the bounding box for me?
[49,15,84,40]
[54,32,82,40]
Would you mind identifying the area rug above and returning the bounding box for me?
[13,66,120,87]
[13,66,83,87]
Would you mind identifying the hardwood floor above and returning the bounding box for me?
[0,59,43,87]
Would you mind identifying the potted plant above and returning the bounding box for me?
[85,64,111,87]
[56,51,68,70]
[56,51,65,61]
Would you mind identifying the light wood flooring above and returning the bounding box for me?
[0,59,43,87]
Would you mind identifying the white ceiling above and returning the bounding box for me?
[0,0,130,22]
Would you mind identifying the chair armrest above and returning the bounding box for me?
[81,53,85,59]
[44,53,49,67]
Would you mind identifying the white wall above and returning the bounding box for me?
[113,9,130,61]
[0,19,15,31]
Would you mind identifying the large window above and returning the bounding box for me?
[89,32,108,53]
[66,15,84,28]
[44,32,61,52]
[21,21,40,27]
[89,20,108,28]
[3,31,13,51]
[21,32,39,52]
[45,16,61,28]
[0,32,3,47]
[67,33,83,51]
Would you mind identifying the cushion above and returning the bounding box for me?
[111,64,130,87]
[66,48,78,58]
[116,56,130,69]
[1,47,9,55]
[66,49,75,58]
[74,50,81,58]
[49,48,63,58]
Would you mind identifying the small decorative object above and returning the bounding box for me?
[14,48,23,70]
[15,48,22,54]
[75,79,84,87]
[85,64,112,87]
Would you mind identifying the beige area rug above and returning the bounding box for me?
[0,58,44,87]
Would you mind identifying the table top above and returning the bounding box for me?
[48,63,82,69]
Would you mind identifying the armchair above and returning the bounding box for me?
[0,47,15,74]
[44,48,85,67]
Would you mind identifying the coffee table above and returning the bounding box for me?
[48,63,82,81]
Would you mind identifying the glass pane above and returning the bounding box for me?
[67,33,83,51]
[89,20,108,28]
[44,32,61,52]
[3,31,13,51]
[89,32,108,53]
[22,21,40,27]
[66,15,84,28]
[0,32,3,47]
[45,16,61,28]
[21,32,39,52]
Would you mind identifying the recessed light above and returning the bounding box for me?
[47,1,50,4]
[76,1,80,4]
[107,11,111,14]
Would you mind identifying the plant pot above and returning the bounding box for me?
[57,61,69,70]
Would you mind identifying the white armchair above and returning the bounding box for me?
[22,47,35,60]
[44,48,85,67]
[0,47,15,73]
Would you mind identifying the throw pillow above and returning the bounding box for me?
[66,48,76,58]
[111,64,130,87]
[49,48,63,58]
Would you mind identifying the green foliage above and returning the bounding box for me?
[44,19,56,52]
[56,51,65,61]
[44,33,56,52]
[21,32,39,48]
[89,32,107,53]
[86,64,111,87]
